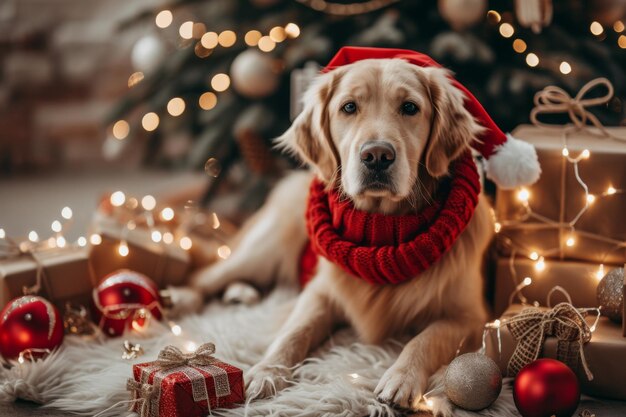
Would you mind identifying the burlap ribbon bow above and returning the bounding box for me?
[126,379,156,417]
[154,342,218,369]
[530,77,624,142]
[506,302,593,380]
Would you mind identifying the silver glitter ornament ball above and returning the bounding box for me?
[444,352,502,411]
[597,267,624,323]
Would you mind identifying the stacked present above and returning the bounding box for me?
[487,78,626,400]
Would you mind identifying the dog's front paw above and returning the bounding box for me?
[375,364,427,411]
[245,362,292,400]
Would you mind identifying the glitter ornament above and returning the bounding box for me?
[92,269,162,337]
[596,267,624,323]
[514,358,580,417]
[0,296,64,360]
[444,352,502,411]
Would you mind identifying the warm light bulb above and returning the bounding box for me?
[160,207,175,221]
[425,399,434,408]
[596,264,605,280]
[218,30,237,47]
[118,241,129,257]
[615,21,625,33]
[217,245,231,259]
[258,36,276,52]
[212,213,220,229]
[141,112,160,132]
[179,21,194,39]
[586,194,596,204]
[211,73,230,92]
[171,324,182,336]
[77,236,87,247]
[61,206,73,220]
[0,228,5,239]
[529,251,539,261]
[179,236,192,250]
[163,232,174,244]
[590,21,604,36]
[523,277,532,286]
[28,231,39,242]
[167,97,186,117]
[51,220,62,233]
[90,234,102,245]
[151,230,162,243]
[512,39,527,53]
[562,147,569,157]
[494,319,501,328]
[112,120,130,140]
[559,61,572,75]
[494,222,502,233]
[244,30,262,46]
[499,23,514,38]
[517,188,530,202]
[269,26,286,42]
[535,257,546,271]
[566,236,575,247]
[110,191,126,207]
[141,195,157,211]
[199,92,217,110]
[155,10,173,29]
[349,373,359,379]
[526,53,539,67]
[607,186,617,195]
[56,236,66,248]
[581,149,590,159]
[184,341,197,352]
[284,23,301,38]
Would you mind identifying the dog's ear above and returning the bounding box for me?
[274,71,343,184]
[419,67,483,178]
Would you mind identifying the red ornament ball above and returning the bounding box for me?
[0,296,64,360]
[92,269,162,337]
[514,358,580,417]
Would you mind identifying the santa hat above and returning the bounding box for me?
[323,47,541,189]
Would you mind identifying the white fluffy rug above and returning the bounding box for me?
[0,289,519,416]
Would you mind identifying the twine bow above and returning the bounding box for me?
[126,379,156,417]
[155,343,217,370]
[506,302,593,380]
[530,77,624,141]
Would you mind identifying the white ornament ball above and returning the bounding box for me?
[131,35,166,74]
[444,352,502,411]
[438,0,487,31]
[230,49,281,99]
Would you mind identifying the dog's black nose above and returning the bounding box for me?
[360,141,396,171]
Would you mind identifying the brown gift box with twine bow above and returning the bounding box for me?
[128,343,244,417]
[0,247,97,311]
[485,303,626,400]
[89,217,191,287]
[495,124,626,265]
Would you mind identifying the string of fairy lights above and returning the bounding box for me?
[487,9,626,72]
[109,9,301,142]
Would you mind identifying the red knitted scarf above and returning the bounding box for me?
[300,152,480,286]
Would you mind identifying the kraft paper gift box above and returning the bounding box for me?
[89,218,191,287]
[495,125,626,265]
[485,303,626,401]
[0,247,96,311]
[492,257,621,317]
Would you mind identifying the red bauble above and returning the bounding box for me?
[92,269,162,337]
[514,359,580,417]
[0,296,64,360]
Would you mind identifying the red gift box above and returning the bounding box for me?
[128,344,244,417]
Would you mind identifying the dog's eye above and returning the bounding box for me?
[341,102,357,114]
[401,102,419,116]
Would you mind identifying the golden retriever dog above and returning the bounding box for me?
[191,58,493,411]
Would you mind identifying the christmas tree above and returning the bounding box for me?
[108,0,626,219]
